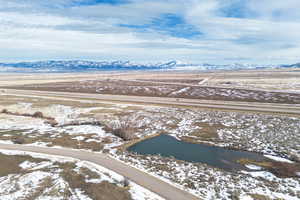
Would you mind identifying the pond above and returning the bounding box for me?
[128,134,267,171]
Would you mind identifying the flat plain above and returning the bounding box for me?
[0,69,300,200]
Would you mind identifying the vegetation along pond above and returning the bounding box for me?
[128,134,268,171]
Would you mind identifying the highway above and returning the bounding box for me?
[3,89,300,115]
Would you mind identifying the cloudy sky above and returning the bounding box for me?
[0,0,300,64]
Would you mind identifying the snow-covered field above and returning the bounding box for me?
[0,149,163,200]
[0,100,125,151]
[115,152,300,200]
[110,106,300,200]
[0,93,299,200]
[102,105,300,160]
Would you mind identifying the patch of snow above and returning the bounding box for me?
[0,149,164,200]
[73,136,85,141]
[0,140,14,144]
[264,154,294,163]
[19,161,54,171]
[19,161,37,170]
[61,125,106,136]
[85,138,100,143]
[75,161,165,200]
[0,171,52,200]
[245,164,262,170]
[25,141,51,147]
[239,195,253,200]
[241,171,276,181]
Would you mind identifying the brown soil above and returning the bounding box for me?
[135,79,203,84]
[0,131,104,152]
[59,162,132,200]
[5,79,300,104]
[0,153,46,177]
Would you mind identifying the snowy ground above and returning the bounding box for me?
[114,152,300,200]
[0,94,300,200]
[1,93,300,159]
[109,106,300,200]
[0,149,163,200]
[111,106,300,160]
[0,99,126,151]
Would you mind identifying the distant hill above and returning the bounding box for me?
[0,60,298,73]
[281,63,300,68]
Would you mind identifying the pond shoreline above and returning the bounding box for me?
[127,134,300,177]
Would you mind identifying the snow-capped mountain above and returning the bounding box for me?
[281,63,300,68]
[0,60,297,73]
[0,60,175,72]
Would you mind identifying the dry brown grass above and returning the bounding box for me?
[0,109,55,121]
[8,78,300,104]
[0,153,46,177]
[51,135,104,151]
[59,162,132,200]
[238,158,274,168]
[0,130,104,151]
[238,158,300,178]
[0,152,133,200]
[177,122,225,144]
[26,176,54,200]
[249,194,272,200]
[135,78,203,84]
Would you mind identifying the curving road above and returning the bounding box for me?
[0,144,199,200]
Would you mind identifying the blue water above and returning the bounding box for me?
[128,134,266,171]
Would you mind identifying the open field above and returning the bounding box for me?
[0,70,300,200]
[0,92,299,158]
[0,149,161,200]
[3,69,300,104]
[200,69,300,92]
[1,68,300,91]
[7,79,300,104]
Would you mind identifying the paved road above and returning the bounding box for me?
[3,89,300,115]
[0,144,199,200]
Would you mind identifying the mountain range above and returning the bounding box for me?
[0,60,299,73]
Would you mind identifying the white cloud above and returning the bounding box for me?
[0,0,299,64]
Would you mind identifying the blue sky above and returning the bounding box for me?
[0,0,300,64]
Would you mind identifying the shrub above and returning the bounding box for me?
[121,177,130,187]
[12,138,25,144]
[112,127,137,141]
[1,109,8,114]
[102,149,110,154]
[104,115,138,141]
[102,137,112,143]
[45,119,59,127]
[21,113,31,117]
[32,111,44,118]
[98,113,138,141]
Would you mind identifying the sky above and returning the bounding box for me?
[0,0,300,64]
